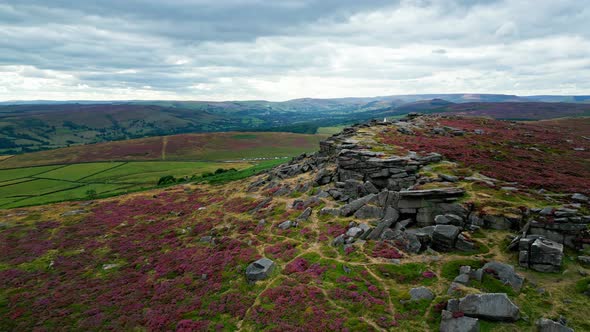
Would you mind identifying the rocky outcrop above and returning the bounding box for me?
[518,237,564,272]
[528,219,588,249]
[367,208,399,240]
[447,293,520,322]
[336,149,421,191]
[339,194,377,217]
[432,225,461,251]
[527,206,589,249]
[250,115,587,271]
[396,189,466,227]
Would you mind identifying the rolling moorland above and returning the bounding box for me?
[0,132,325,209]
[1,94,590,154]
[1,113,589,331]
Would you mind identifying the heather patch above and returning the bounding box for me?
[264,241,300,261]
[367,241,404,259]
[373,263,436,285]
[379,117,590,193]
[246,279,347,331]
[0,190,262,331]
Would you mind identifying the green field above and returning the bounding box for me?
[0,131,325,209]
[0,160,264,209]
[316,126,348,135]
[0,132,327,168]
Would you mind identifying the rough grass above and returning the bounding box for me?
[441,259,485,280]
[0,132,326,168]
[316,126,347,135]
[197,159,286,184]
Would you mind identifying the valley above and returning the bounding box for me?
[1,95,589,154]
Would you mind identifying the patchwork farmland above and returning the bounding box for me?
[0,161,254,209]
[0,132,326,208]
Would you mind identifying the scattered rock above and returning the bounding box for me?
[536,318,574,332]
[339,194,376,217]
[200,236,214,243]
[343,265,351,274]
[314,168,333,185]
[519,237,563,273]
[246,258,276,281]
[432,225,461,251]
[354,205,383,219]
[453,273,470,285]
[483,214,514,230]
[409,286,434,301]
[439,174,459,182]
[277,220,295,230]
[470,268,484,282]
[252,197,272,212]
[450,293,520,322]
[332,234,345,246]
[61,209,86,216]
[539,207,554,216]
[571,193,588,202]
[440,310,480,332]
[482,261,525,292]
[296,207,312,222]
[435,215,451,225]
[368,208,399,240]
[319,207,340,216]
[102,263,120,270]
[346,227,364,238]
[455,234,477,252]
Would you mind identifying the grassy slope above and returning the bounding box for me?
[0,161,256,209]
[0,131,324,208]
[1,169,589,331]
[0,132,326,168]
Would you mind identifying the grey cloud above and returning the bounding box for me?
[0,0,589,100]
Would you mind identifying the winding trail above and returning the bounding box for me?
[161,136,168,161]
[233,189,401,331]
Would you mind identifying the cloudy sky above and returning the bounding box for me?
[1,0,589,101]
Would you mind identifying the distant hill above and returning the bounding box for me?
[2,94,590,154]
[389,98,455,113]
[524,95,590,103]
[444,102,590,120]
